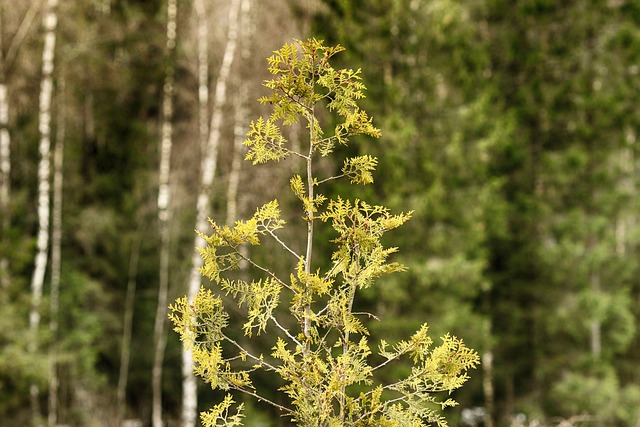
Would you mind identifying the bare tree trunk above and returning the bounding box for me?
[589,271,601,358]
[0,9,7,292]
[0,19,7,290]
[182,0,242,425]
[47,75,65,427]
[181,2,208,422]
[0,2,40,291]
[482,320,495,427]
[615,134,634,257]
[117,235,141,425]
[226,88,246,226]
[195,0,208,154]
[152,0,178,426]
[29,1,58,423]
[225,0,251,227]
[0,77,9,292]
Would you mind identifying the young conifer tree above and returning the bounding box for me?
[170,38,479,427]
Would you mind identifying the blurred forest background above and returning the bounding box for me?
[1,0,640,426]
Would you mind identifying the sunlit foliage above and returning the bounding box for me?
[170,39,478,427]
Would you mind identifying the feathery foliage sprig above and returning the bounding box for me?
[170,38,479,427]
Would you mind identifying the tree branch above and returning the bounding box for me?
[230,385,294,415]
[316,173,346,185]
[222,333,279,373]
[227,243,292,291]
[264,227,302,261]
[270,315,303,348]
[5,1,40,68]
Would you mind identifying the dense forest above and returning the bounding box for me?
[1,0,639,426]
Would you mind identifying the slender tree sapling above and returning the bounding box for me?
[170,38,479,427]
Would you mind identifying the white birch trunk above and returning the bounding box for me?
[182,0,242,425]
[1,0,40,324]
[181,1,208,421]
[30,1,58,423]
[225,87,246,226]
[152,0,178,426]
[225,0,251,227]
[195,0,209,154]
[47,75,64,427]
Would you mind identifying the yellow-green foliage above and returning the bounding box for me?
[169,38,479,427]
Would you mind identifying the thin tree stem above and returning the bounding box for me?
[222,333,279,372]
[303,108,315,354]
[117,235,141,424]
[265,228,302,261]
[270,315,303,348]
[230,386,293,414]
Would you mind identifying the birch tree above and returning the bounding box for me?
[29,0,58,423]
[194,0,208,155]
[47,75,64,427]
[181,2,208,422]
[183,0,243,425]
[0,0,39,293]
[117,236,141,425]
[226,0,252,228]
[152,0,178,425]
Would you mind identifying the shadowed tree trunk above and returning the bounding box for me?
[117,235,141,425]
